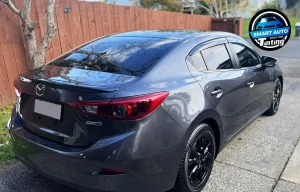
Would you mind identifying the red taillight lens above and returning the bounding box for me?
[68,92,169,120]
[67,100,111,118]
[13,80,21,97]
[100,168,125,175]
[109,92,169,120]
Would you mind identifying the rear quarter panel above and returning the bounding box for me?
[114,36,224,145]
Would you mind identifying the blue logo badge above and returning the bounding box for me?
[249,9,291,51]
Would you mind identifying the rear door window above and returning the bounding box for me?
[230,43,260,68]
[50,36,178,76]
[201,44,234,70]
[187,52,207,71]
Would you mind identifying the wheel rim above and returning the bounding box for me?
[186,132,214,187]
[273,83,281,112]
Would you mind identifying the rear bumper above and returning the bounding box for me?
[9,108,185,192]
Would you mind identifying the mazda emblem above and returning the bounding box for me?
[36,84,46,96]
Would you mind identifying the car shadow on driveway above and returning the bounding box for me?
[0,163,77,192]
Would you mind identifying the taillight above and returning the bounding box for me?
[13,80,21,97]
[68,92,169,120]
[68,100,111,118]
[109,92,169,120]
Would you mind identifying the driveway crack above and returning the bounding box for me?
[270,134,300,192]
[215,160,276,180]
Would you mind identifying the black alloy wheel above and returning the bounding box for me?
[264,79,282,116]
[173,123,216,192]
[273,81,281,112]
[186,133,214,187]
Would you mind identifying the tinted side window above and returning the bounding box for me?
[231,44,259,68]
[187,52,207,71]
[201,45,233,70]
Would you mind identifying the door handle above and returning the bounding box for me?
[211,89,223,98]
[247,81,255,88]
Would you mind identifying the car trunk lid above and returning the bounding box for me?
[16,65,139,147]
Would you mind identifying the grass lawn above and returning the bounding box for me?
[0,104,16,164]
[290,17,300,38]
[242,18,251,38]
[242,17,300,38]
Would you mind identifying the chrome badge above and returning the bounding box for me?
[86,121,102,127]
[36,84,46,96]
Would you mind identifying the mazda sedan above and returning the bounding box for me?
[9,30,283,192]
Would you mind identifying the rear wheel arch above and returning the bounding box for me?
[200,118,221,156]
[278,75,283,93]
[183,110,224,157]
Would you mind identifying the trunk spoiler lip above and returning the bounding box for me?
[19,65,141,93]
[20,77,120,93]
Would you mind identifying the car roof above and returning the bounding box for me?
[111,30,239,41]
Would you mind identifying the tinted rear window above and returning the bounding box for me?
[49,36,178,76]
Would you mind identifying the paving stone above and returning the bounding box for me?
[202,162,275,192]
[273,180,300,192]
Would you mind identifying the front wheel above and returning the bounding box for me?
[173,123,216,192]
[264,79,282,116]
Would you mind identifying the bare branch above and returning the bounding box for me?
[18,0,38,67]
[39,0,57,52]
[20,0,31,19]
[0,0,21,15]
[198,4,217,17]
[19,0,36,33]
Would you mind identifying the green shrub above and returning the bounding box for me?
[0,104,16,164]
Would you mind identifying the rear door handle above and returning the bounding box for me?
[247,81,255,88]
[211,89,223,98]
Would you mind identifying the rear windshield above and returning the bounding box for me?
[49,36,178,76]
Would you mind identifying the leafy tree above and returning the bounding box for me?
[139,0,183,12]
[259,0,278,10]
[130,0,139,6]
[194,0,250,18]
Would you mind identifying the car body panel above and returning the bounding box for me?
[10,105,184,192]
[227,37,278,121]
[241,66,273,120]
[193,69,247,139]
[9,30,283,192]
[186,38,248,139]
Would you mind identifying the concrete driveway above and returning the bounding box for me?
[1,40,300,192]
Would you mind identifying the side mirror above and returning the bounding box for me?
[261,56,277,67]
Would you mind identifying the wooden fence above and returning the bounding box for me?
[212,18,243,37]
[0,0,213,107]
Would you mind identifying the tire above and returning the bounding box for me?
[172,123,216,192]
[264,79,282,116]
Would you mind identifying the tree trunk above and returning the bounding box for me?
[1,0,56,69]
[31,50,45,68]
[21,21,38,68]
